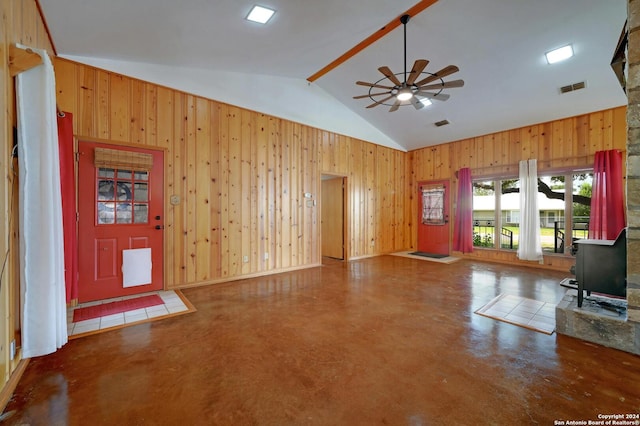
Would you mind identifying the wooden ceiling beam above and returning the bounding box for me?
[306,0,438,83]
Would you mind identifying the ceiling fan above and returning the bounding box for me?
[354,14,464,112]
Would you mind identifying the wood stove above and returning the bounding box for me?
[570,228,627,307]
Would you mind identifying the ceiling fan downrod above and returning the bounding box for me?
[401,14,410,85]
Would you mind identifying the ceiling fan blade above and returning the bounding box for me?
[407,59,429,85]
[356,81,395,90]
[389,99,402,112]
[410,96,424,110]
[414,65,460,87]
[366,94,396,108]
[417,91,451,101]
[353,91,392,100]
[418,79,465,91]
[378,66,402,86]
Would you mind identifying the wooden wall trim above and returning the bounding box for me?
[172,263,323,290]
[0,359,29,414]
[8,45,42,76]
[457,250,575,273]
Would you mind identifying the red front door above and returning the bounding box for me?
[78,141,164,302]
[417,180,450,255]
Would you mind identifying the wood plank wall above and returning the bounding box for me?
[54,58,412,290]
[410,106,627,271]
[0,0,55,405]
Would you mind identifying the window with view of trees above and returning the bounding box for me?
[472,171,592,254]
[472,180,495,248]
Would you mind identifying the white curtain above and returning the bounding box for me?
[517,159,543,261]
[16,45,68,357]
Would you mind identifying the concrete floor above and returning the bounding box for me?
[3,256,640,425]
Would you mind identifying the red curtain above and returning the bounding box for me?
[453,167,474,253]
[57,112,78,303]
[588,149,625,240]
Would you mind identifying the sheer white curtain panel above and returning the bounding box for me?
[16,45,68,357]
[517,159,543,261]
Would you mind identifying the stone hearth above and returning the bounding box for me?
[556,289,640,354]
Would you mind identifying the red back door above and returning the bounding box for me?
[78,141,164,302]
[417,180,450,255]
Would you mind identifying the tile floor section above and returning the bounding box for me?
[67,290,190,337]
[475,293,557,334]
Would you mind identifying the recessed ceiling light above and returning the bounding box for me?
[246,5,276,24]
[420,98,433,107]
[545,45,574,64]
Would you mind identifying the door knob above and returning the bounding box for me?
[155,225,164,230]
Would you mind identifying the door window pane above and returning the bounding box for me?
[96,166,150,225]
[117,170,132,179]
[116,181,133,202]
[134,204,148,224]
[98,168,115,178]
[421,186,445,225]
[98,202,115,224]
[134,182,148,201]
[98,180,115,200]
[116,203,132,224]
[134,171,149,181]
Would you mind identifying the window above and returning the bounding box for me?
[500,179,520,250]
[472,170,592,255]
[538,175,566,253]
[421,185,446,225]
[96,167,149,225]
[472,180,495,248]
[571,172,592,240]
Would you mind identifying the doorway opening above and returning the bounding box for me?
[321,174,347,262]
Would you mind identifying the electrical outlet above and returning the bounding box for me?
[10,340,15,361]
[243,255,249,263]
[264,252,269,260]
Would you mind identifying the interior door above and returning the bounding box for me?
[78,141,164,302]
[321,176,344,259]
[417,180,450,255]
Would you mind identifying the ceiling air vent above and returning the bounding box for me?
[435,119,450,127]
[560,81,586,94]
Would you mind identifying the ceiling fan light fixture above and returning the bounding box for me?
[545,44,573,64]
[353,14,463,111]
[246,5,276,24]
[397,89,413,101]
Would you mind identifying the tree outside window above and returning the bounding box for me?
[471,171,592,254]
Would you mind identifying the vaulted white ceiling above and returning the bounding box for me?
[39,0,628,151]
